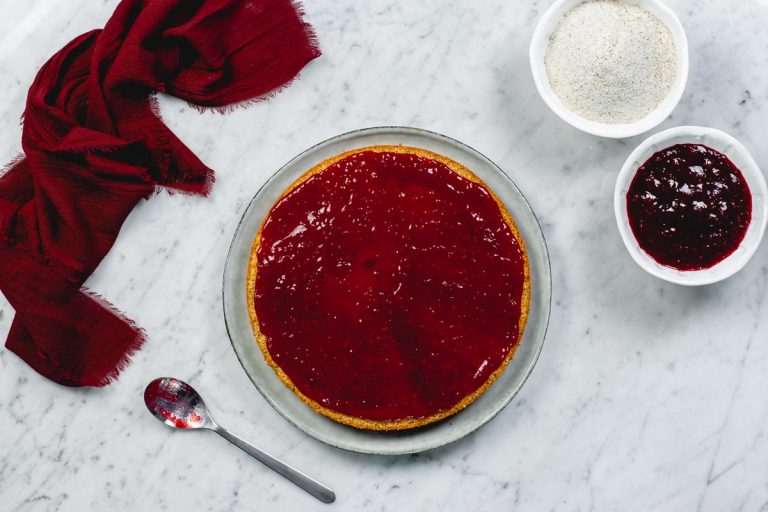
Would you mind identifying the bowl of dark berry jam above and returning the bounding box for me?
[615,126,767,285]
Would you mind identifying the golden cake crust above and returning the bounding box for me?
[246,145,531,430]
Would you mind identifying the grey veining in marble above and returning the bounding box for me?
[2,0,768,510]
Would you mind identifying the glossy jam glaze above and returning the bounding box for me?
[252,149,528,424]
[627,144,752,271]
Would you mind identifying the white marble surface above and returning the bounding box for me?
[2,0,768,510]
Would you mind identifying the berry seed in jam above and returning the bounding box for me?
[626,144,751,271]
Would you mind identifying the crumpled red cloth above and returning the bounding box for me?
[0,0,319,386]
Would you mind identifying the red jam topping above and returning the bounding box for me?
[254,150,527,422]
[627,144,751,271]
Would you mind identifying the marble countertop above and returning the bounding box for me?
[2,0,768,510]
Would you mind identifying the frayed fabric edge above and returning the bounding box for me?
[188,0,321,115]
[81,288,148,387]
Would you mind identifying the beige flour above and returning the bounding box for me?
[545,0,677,124]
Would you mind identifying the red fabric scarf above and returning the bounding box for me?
[0,0,319,386]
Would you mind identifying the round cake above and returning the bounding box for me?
[247,145,530,430]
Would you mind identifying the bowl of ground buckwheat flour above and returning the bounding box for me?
[529,0,688,138]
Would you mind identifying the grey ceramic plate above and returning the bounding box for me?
[223,127,551,455]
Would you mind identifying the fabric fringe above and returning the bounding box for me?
[0,153,26,179]
[82,288,148,387]
[148,92,216,197]
[147,92,173,185]
[291,0,322,56]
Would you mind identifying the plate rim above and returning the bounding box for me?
[222,126,552,454]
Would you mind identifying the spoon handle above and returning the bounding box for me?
[213,426,335,504]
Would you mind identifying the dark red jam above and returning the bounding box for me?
[254,150,527,422]
[627,144,751,271]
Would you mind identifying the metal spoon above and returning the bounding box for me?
[144,377,335,504]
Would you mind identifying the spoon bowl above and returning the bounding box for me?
[144,377,215,429]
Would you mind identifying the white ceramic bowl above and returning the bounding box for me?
[529,0,689,139]
[614,126,768,285]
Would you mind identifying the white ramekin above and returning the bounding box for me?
[529,0,689,139]
[614,126,768,286]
